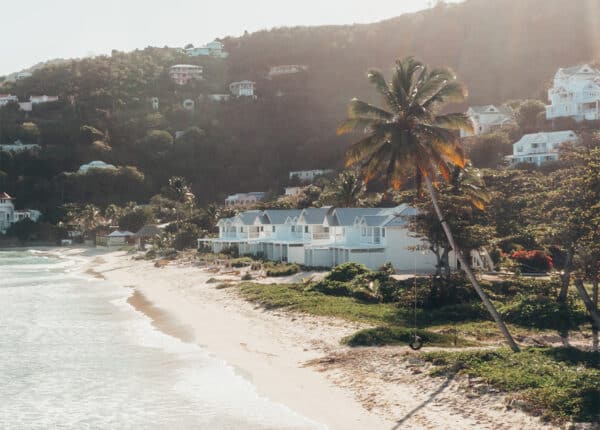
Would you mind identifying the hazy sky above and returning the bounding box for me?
[0,0,460,76]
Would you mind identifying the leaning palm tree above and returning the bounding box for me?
[338,57,519,352]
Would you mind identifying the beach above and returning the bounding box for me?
[62,248,560,430]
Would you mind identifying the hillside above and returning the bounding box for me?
[0,0,597,216]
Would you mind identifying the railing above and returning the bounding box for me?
[312,232,330,240]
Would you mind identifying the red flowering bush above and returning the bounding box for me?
[510,250,554,273]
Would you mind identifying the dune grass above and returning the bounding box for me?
[422,347,600,423]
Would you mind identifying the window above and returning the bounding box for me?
[382,229,385,237]
[291,226,295,232]
[361,227,366,236]
[305,226,308,233]
[272,226,276,232]
[240,227,244,233]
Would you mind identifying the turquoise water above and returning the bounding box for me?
[0,250,324,429]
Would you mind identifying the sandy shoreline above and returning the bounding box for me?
[62,248,558,430]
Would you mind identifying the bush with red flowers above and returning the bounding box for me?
[510,250,554,273]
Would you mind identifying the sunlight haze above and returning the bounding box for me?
[0,0,460,76]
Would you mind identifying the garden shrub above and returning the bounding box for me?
[265,263,300,277]
[342,326,460,347]
[326,262,370,282]
[510,250,553,273]
[499,294,587,330]
[310,280,353,296]
[230,257,253,268]
[241,272,253,281]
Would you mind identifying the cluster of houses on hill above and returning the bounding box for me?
[0,94,59,112]
[224,169,334,207]
[199,205,495,273]
[0,193,42,234]
[463,63,599,166]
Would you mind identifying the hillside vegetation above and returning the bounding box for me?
[0,0,597,216]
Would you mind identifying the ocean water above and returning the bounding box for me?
[0,250,325,429]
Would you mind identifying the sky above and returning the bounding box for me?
[0,0,460,76]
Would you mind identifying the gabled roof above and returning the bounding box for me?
[298,207,332,224]
[514,130,578,147]
[330,208,384,226]
[0,192,14,200]
[558,64,600,77]
[468,105,512,116]
[107,230,134,237]
[263,209,303,225]
[134,225,162,238]
[236,210,267,226]
[358,215,390,227]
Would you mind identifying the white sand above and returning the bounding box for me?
[68,249,559,430]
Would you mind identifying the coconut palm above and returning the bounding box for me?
[338,57,519,352]
[334,170,366,207]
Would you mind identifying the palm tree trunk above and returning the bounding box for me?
[573,278,600,329]
[425,177,520,352]
[558,251,573,302]
[592,278,598,352]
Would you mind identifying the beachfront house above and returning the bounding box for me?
[224,192,266,207]
[284,187,304,196]
[185,40,228,58]
[96,230,135,247]
[200,205,450,273]
[460,105,514,137]
[229,81,256,98]
[133,224,163,250]
[507,130,578,166]
[546,64,600,122]
[29,95,59,104]
[169,65,203,85]
[0,192,42,234]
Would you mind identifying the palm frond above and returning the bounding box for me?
[367,69,399,112]
[421,81,468,109]
[337,118,383,135]
[348,99,393,121]
[434,112,473,132]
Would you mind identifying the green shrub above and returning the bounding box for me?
[230,257,253,268]
[206,277,219,284]
[326,262,370,282]
[342,326,466,347]
[241,272,253,281]
[310,280,354,297]
[499,294,587,330]
[265,263,300,277]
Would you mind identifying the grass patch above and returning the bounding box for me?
[238,282,397,323]
[264,263,300,277]
[422,347,600,423]
[342,326,474,347]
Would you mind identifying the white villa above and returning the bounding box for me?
[546,64,600,122]
[208,94,231,102]
[30,95,59,104]
[0,192,42,234]
[0,140,41,153]
[0,94,18,107]
[289,169,334,183]
[461,105,514,137]
[169,65,203,85]
[78,161,117,174]
[224,192,266,207]
[200,205,452,272]
[268,65,308,78]
[16,71,33,80]
[508,130,578,166]
[284,186,304,196]
[185,41,228,58]
[229,81,256,98]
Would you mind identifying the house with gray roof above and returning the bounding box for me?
[200,205,447,273]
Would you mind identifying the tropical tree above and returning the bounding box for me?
[338,56,519,351]
[328,170,366,207]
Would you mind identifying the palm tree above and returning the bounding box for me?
[338,57,519,352]
[334,170,366,207]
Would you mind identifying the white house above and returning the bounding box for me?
[78,161,117,174]
[0,192,42,234]
[199,205,451,273]
[186,41,228,58]
[229,81,256,98]
[151,97,159,111]
[508,130,578,166]
[0,140,41,153]
[18,102,32,112]
[268,65,308,78]
[224,192,266,207]
[0,94,18,107]
[546,64,600,122]
[208,94,231,102]
[96,230,135,247]
[182,99,195,111]
[289,169,334,183]
[29,95,59,104]
[16,71,32,80]
[284,186,304,196]
[461,105,514,137]
[169,65,203,85]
